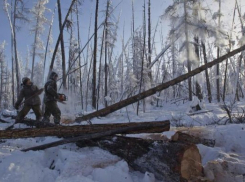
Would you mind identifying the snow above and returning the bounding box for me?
[2,100,245,181]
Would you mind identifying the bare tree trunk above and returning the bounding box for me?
[76,44,245,122]
[92,0,99,109]
[57,0,67,90]
[76,2,83,110]
[216,0,221,102]
[13,0,20,95]
[147,0,152,82]
[31,1,41,80]
[201,41,212,103]
[194,36,203,100]
[96,27,105,110]
[184,0,192,101]
[137,1,147,115]
[104,0,110,108]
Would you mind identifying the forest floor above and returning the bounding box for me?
[0,98,245,182]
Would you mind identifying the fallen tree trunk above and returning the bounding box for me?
[5,119,55,130]
[171,131,215,147]
[21,121,169,151]
[76,136,203,181]
[0,120,170,139]
[76,44,245,122]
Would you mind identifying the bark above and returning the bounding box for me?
[0,120,170,139]
[171,131,215,147]
[104,0,110,107]
[92,0,99,109]
[76,136,203,181]
[201,41,212,103]
[184,0,192,101]
[76,44,245,122]
[76,2,83,110]
[147,0,152,82]
[31,2,41,80]
[216,0,221,102]
[20,121,170,151]
[57,0,67,90]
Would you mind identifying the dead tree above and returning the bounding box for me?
[77,136,203,181]
[57,0,67,89]
[20,121,170,151]
[92,0,99,109]
[0,120,170,139]
[76,44,245,122]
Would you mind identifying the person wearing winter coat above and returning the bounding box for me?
[42,71,61,124]
[14,77,42,123]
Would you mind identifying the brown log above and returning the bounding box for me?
[21,122,169,152]
[171,131,215,147]
[76,136,203,181]
[4,118,55,130]
[0,120,170,139]
[76,44,245,122]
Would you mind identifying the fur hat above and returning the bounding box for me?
[22,77,30,85]
[49,71,58,79]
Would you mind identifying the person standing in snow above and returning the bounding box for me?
[42,71,61,124]
[14,77,42,123]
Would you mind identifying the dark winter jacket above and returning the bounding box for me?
[15,84,41,106]
[44,73,59,103]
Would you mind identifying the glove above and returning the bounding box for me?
[14,104,19,110]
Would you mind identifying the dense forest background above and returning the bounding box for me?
[0,0,244,114]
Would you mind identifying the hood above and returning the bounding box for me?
[49,71,58,80]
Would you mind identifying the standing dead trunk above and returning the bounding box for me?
[76,2,83,110]
[76,44,245,122]
[216,0,221,102]
[104,0,110,108]
[57,0,67,90]
[184,0,192,101]
[77,136,203,181]
[147,0,152,82]
[201,41,212,103]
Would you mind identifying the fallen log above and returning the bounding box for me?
[76,136,203,181]
[76,44,245,122]
[0,120,170,139]
[171,131,215,147]
[21,122,169,151]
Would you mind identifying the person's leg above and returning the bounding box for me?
[31,105,42,121]
[48,102,61,124]
[15,105,31,123]
[42,103,51,122]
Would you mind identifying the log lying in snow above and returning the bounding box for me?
[171,131,215,147]
[76,136,204,181]
[76,44,245,122]
[0,120,170,139]
[21,121,169,151]
[5,119,55,130]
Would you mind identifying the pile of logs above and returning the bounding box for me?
[0,118,215,181]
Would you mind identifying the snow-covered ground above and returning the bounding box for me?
[1,99,245,182]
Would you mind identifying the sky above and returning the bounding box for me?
[0,0,172,71]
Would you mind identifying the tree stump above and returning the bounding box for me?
[77,136,203,181]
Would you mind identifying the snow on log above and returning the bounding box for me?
[171,131,215,147]
[76,44,245,122]
[76,136,204,181]
[0,120,170,139]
